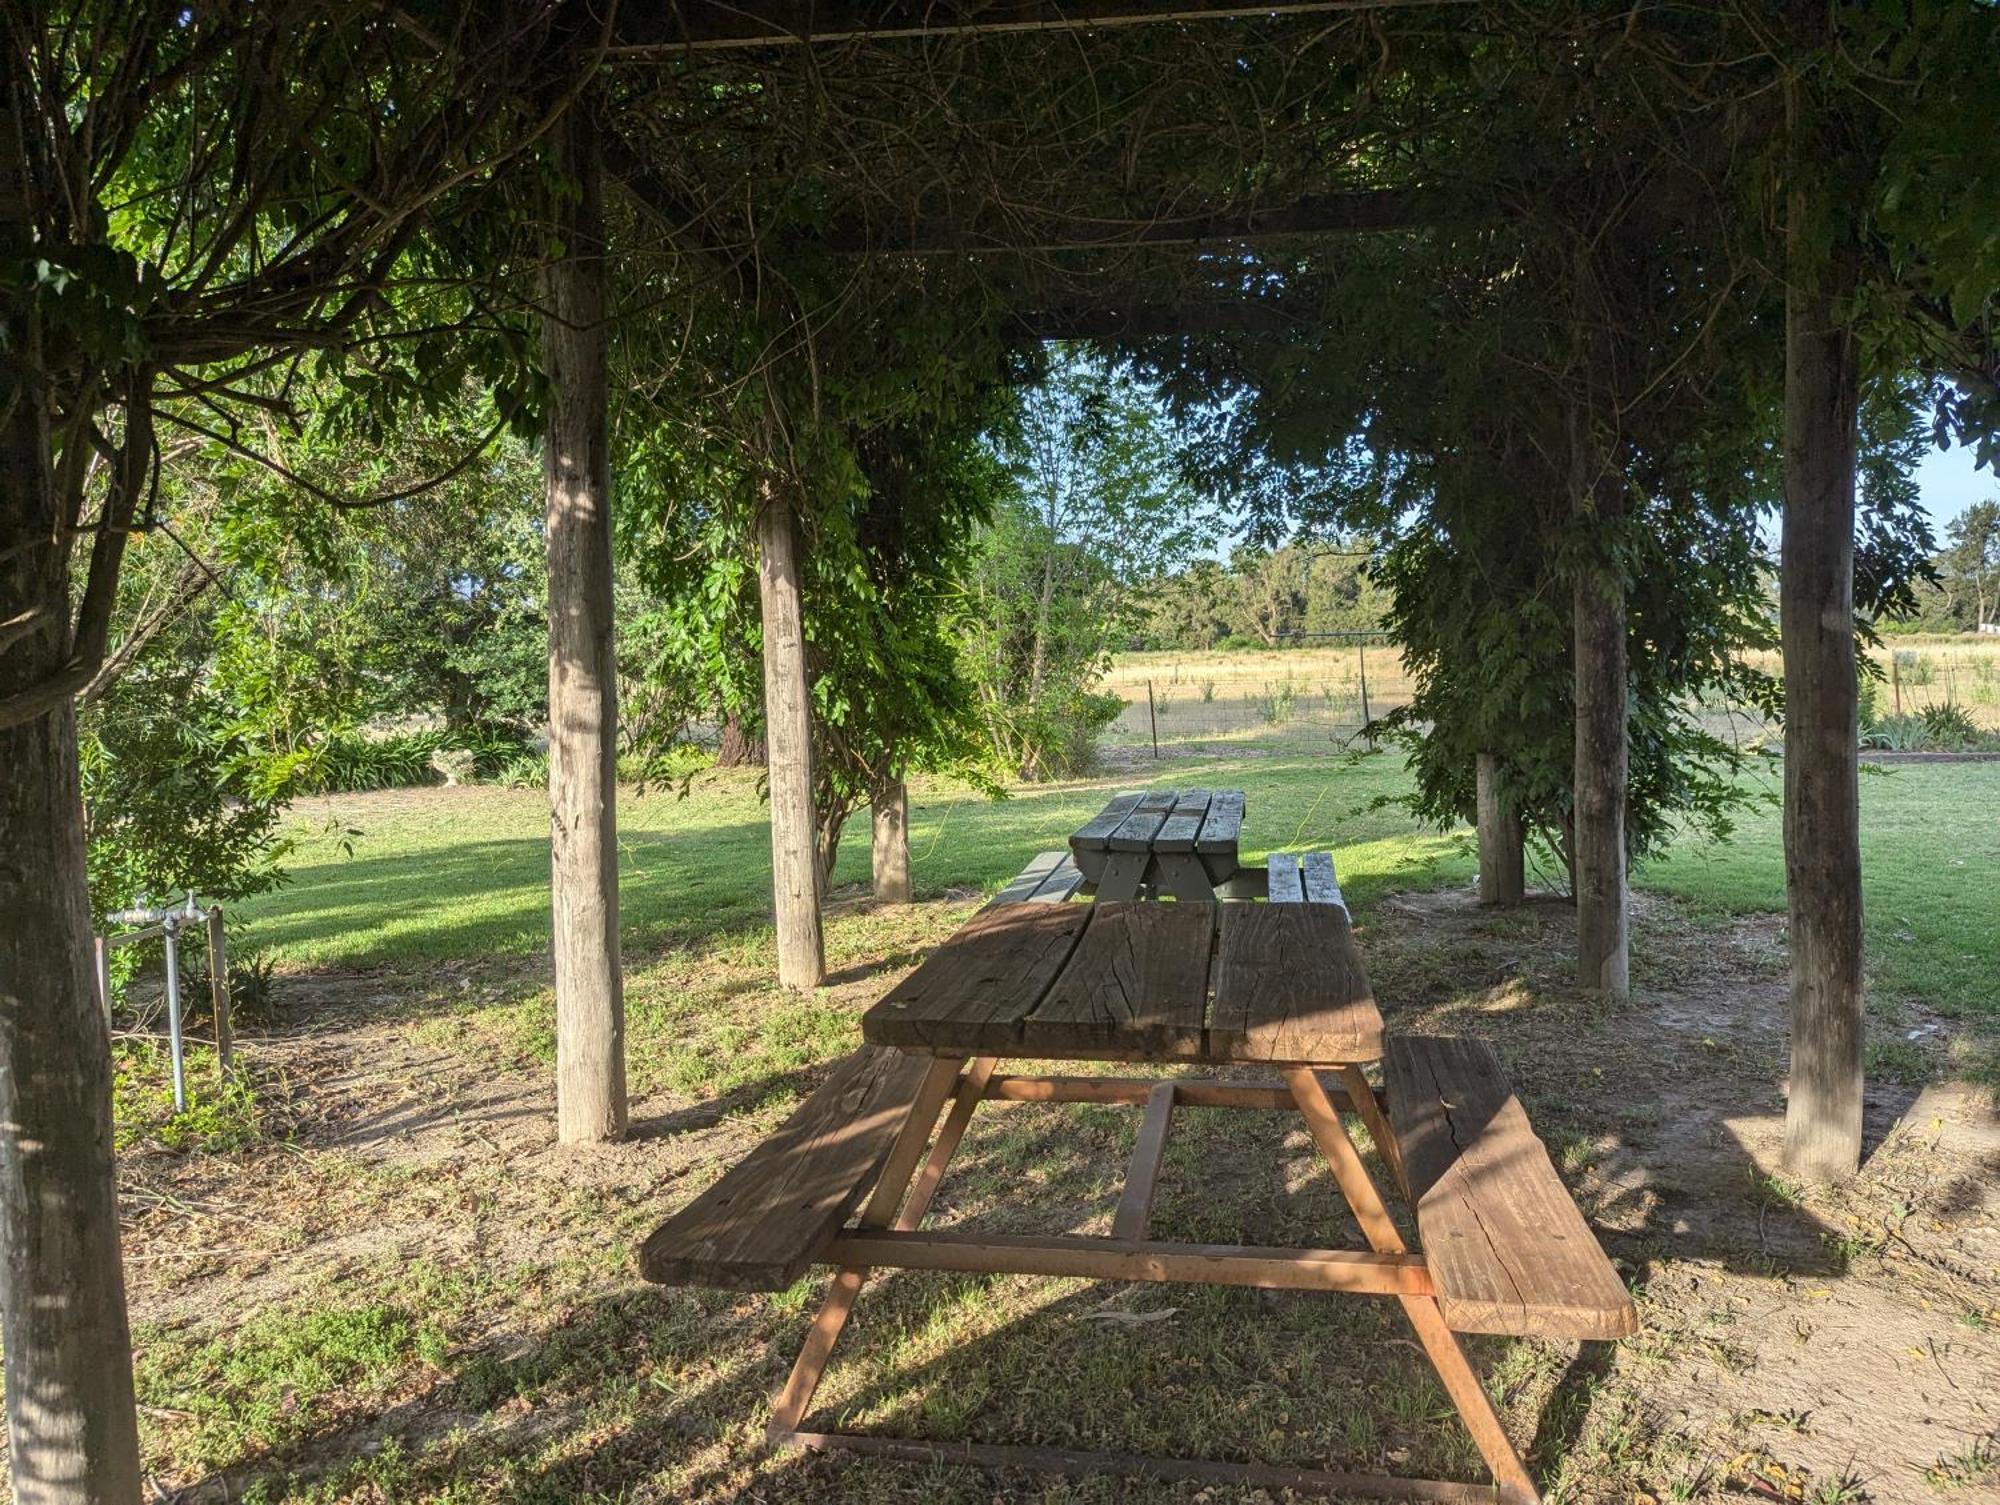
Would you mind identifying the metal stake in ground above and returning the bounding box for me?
[160,912,187,1113]
[1147,679,1159,758]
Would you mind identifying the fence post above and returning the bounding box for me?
[1357,641,1374,750]
[1147,679,1159,758]
[207,906,233,1073]
[1889,649,1901,716]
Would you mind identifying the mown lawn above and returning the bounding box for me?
[235,752,2000,1028]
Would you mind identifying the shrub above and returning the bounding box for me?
[1256,678,1298,725]
[302,730,446,792]
[1895,650,1936,685]
[1918,702,1982,751]
[1861,713,1933,751]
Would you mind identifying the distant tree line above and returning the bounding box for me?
[1130,544,1389,651]
[1881,499,2000,633]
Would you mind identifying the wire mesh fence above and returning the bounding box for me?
[1098,638,1413,759]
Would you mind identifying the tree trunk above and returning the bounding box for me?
[1475,752,1524,905]
[1570,408,1630,999]
[543,103,627,1144]
[758,483,826,988]
[716,713,766,767]
[1780,184,1865,1183]
[872,776,912,903]
[2,92,143,1492]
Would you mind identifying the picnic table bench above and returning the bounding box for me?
[641,841,1634,1504]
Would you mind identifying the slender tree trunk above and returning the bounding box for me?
[1027,550,1055,701]
[1570,407,1630,999]
[543,103,626,1144]
[1781,182,1865,1183]
[1475,752,1524,905]
[758,482,825,988]
[716,713,766,768]
[1,88,143,1495]
[872,775,912,903]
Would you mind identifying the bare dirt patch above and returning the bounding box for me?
[109,888,1999,1503]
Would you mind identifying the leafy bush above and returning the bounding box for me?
[294,724,536,794]
[1861,713,1933,750]
[81,652,294,922]
[1863,702,1989,752]
[1919,702,1983,750]
[494,751,550,788]
[299,730,446,792]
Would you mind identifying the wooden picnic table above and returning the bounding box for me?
[641,847,1636,1505]
[1068,787,1252,900]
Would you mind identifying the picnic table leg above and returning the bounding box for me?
[768,1055,992,1441]
[1333,1062,1406,1200]
[1283,1067,1540,1504]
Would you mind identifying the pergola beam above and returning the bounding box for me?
[610,0,1475,55]
[820,189,1471,255]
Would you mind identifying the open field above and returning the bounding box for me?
[1101,645,1414,753]
[1103,635,2000,756]
[93,739,2000,1505]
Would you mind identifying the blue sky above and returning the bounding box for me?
[1916,442,1995,533]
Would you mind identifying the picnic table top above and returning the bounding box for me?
[860,898,1380,1065]
[1069,788,1245,857]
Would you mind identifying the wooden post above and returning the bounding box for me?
[206,906,233,1072]
[871,776,912,904]
[1146,679,1159,758]
[1474,752,1524,906]
[1356,640,1373,749]
[1889,649,1901,716]
[1570,406,1629,999]
[1780,173,1864,1183]
[758,480,826,988]
[543,101,628,1144]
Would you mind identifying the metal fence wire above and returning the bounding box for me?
[1099,636,1411,758]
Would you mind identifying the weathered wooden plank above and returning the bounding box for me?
[1152,789,1213,852]
[1028,853,1085,902]
[1385,1036,1637,1340]
[1301,851,1346,912]
[639,1046,943,1289]
[1209,903,1381,1063]
[1194,789,1245,854]
[864,902,1092,1052]
[990,850,1067,907]
[1070,792,1146,851]
[1023,902,1214,1056]
[1107,788,1179,852]
[1071,792,1144,882]
[1266,852,1304,903]
[1112,1082,1177,1239]
[822,1230,1432,1295]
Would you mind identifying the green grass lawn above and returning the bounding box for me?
[235,752,2000,1026]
